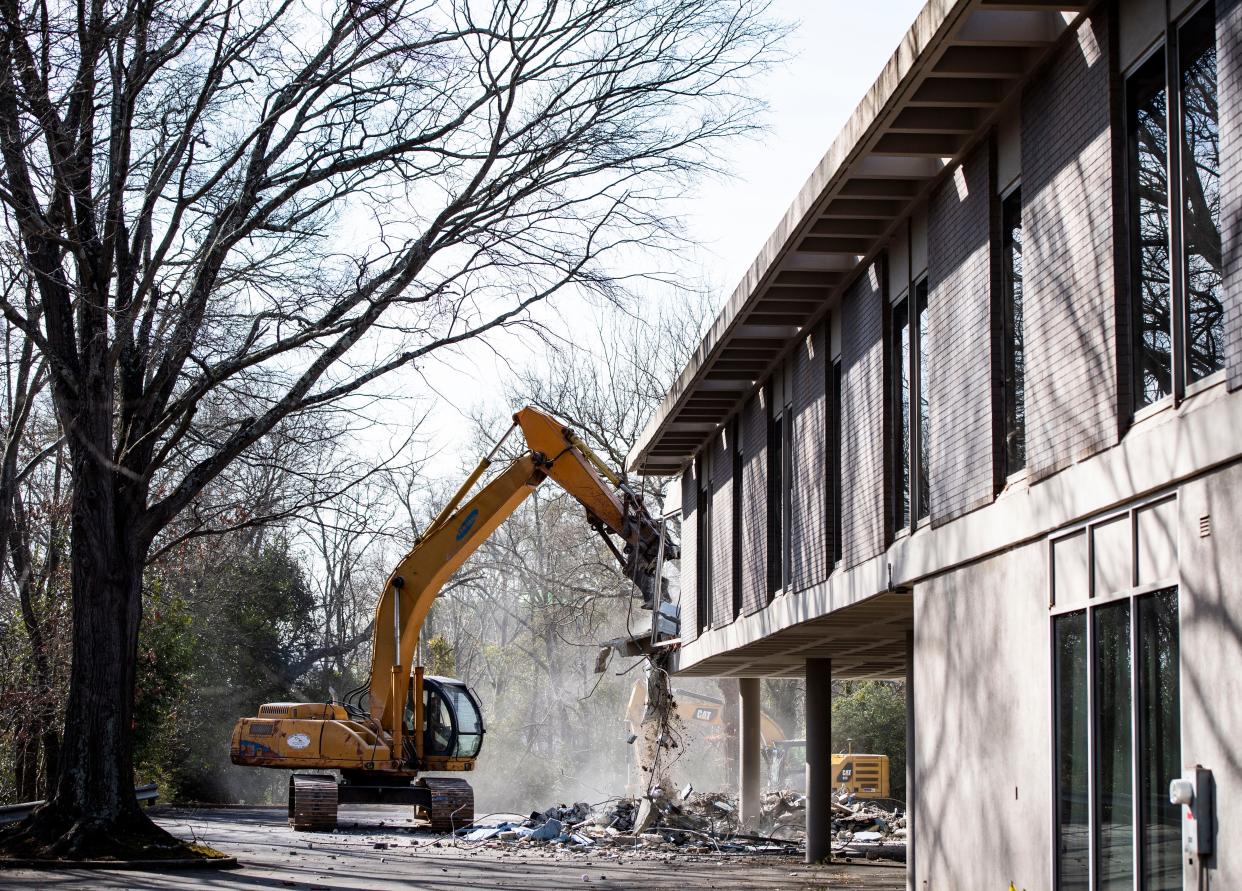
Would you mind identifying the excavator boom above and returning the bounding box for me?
[366,406,673,735]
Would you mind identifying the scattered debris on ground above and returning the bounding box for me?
[456,787,906,863]
[760,790,909,862]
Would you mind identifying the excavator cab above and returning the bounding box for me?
[402,674,486,762]
[422,676,485,759]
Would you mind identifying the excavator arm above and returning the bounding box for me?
[366,406,676,736]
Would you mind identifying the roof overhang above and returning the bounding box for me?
[629,0,1090,475]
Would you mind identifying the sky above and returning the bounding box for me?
[382,0,927,468]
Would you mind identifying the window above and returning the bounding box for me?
[1000,188,1026,476]
[1126,2,1222,410]
[731,417,743,620]
[1053,588,1180,890]
[829,358,843,565]
[768,365,793,597]
[1094,601,1133,888]
[769,412,783,596]
[891,278,930,533]
[1180,6,1223,384]
[695,453,712,633]
[1054,611,1089,889]
[1137,591,1181,888]
[916,281,929,522]
[893,296,911,531]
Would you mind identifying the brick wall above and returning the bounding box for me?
[710,427,734,626]
[927,141,997,524]
[1220,0,1242,390]
[740,389,769,615]
[1021,10,1119,482]
[791,322,829,590]
[680,463,698,643]
[841,261,889,568]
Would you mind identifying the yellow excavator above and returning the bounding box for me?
[230,407,678,831]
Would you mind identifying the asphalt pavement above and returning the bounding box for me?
[0,805,907,890]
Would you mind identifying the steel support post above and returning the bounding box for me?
[906,630,916,891]
[805,657,832,864]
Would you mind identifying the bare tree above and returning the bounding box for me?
[0,0,780,858]
[514,294,713,476]
[0,254,68,802]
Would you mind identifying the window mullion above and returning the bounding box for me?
[1165,29,1187,402]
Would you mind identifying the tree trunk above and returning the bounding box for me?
[14,730,38,802]
[0,459,187,860]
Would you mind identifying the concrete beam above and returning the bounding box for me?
[872,132,968,156]
[797,236,874,254]
[733,325,801,339]
[851,155,946,179]
[779,252,859,271]
[837,177,923,198]
[979,0,1085,10]
[887,106,980,132]
[932,45,1031,76]
[820,198,902,218]
[909,76,1005,106]
[952,9,1064,45]
[808,218,888,237]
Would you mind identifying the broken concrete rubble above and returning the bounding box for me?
[455,789,907,863]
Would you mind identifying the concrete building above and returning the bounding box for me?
[629,0,1242,888]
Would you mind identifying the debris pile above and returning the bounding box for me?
[458,788,906,862]
[759,790,908,862]
[760,789,805,839]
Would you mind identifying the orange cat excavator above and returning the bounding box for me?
[230,407,678,831]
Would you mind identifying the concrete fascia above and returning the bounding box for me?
[674,382,1242,675]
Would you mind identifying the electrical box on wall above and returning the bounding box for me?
[1169,766,1214,858]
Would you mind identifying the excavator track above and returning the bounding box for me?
[419,777,474,833]
[289,774,339,831]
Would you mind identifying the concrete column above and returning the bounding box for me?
[738,677,761,827]
[805,657,832,864]
[905,630,916,891]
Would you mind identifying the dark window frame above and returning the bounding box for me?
[891,294,911,533]
[731,416,743,620]
[695,452,712,633]
[1123,1,1224,414]
[767,385,783,598]
[914,278,930,523]
[767,367,794,598]
[829,355,843,566]
[999,185,1026,478]
[782,392,793,586]
[891,276,931,534]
